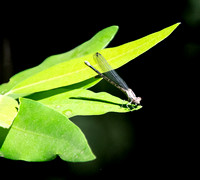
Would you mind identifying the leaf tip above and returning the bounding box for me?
[170,22,181,30]
[112,25,119,30]
[106,25,119,34]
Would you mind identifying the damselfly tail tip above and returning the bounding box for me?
[84,61,90,66]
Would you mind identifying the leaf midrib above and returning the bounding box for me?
[7,40,152,95]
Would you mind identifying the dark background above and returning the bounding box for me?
[0,1,198,179]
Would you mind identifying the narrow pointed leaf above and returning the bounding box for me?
[5,23,180,97]
[98,23,181,70]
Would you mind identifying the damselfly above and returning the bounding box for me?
[84,52,141,107]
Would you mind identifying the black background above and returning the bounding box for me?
[0,1,198,179]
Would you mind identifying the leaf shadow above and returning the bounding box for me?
[26,77,101,101]
[0,127,10,148]
[69,97,141,111]
[69,96,123,106]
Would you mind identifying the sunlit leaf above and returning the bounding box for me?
[0,98,95,162]
[4,23,180,97]
[28,88,142,118]
[0,95,18,128]
[0,26,118,98]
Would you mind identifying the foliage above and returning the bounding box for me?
[0,23,180,162]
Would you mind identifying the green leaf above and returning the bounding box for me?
[0,98,95,162]
[28,88,142,118]
[3,23,180,97]
[0,25,118,98]
[97,23,181,70]
[0,95,18,128]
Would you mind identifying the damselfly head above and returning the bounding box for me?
[95,52,101,57]
[126,89,141,105]
[133,96,142,105]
